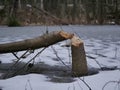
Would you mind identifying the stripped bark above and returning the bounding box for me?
[0,31,73,54]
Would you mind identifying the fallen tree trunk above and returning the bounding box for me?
[0,31,73,54]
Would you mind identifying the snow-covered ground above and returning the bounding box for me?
[0,25,120,90]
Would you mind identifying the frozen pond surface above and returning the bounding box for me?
[0,25,120,42]
[0,25,120,90]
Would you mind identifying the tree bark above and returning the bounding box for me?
[71,36,88,76]
[18,0,21,10]
[97,0,104,24]
[0,31,73,54]
[40,0,44,10]
[115,0,119,24]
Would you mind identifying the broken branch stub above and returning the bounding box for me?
[0,31,73,54]
[71,36,88,76]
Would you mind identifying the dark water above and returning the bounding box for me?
[0,25,120,43]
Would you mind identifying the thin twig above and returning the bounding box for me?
[94,58,103,70]
[67,86,71,90]
[73,83,75,90]
[87,54,103,70]
[51,46,70,69]
[12,50,29,67]
[3,50,30,78]
[25,78,33,90]
[102,80,120,90]
[12,52,20,59]
[12,48,46,77]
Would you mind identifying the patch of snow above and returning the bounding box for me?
[0,70,119,90]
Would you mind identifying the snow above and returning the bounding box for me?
[85,70,120,90]
[0,71,119,90]
[0,26,120,90]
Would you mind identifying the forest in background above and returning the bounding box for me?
[0,0,120,26]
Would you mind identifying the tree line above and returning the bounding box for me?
[0,0,120,26]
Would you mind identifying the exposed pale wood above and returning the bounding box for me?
[0,31,73,54]
[71,36,88,76]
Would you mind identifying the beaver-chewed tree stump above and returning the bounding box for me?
[0,30,88,77]
[71,36,88,76]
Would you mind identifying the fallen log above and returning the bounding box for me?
[0,31,73,54]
